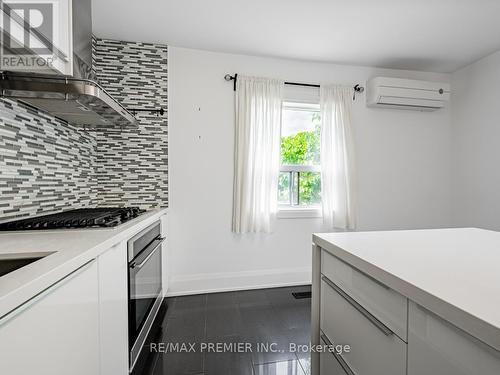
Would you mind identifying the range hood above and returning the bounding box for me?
[0,73,137,127]
[0,0,137,127]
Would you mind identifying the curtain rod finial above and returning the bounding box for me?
[225,74,238,91]
[354,84,364,93]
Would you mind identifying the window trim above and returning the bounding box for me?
[280,165,320,173]
[283,101,320,112]
[277,206,322,219]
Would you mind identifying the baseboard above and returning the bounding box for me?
[166,267,311,297]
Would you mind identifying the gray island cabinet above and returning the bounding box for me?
[311,228,500,375]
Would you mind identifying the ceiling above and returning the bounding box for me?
[92,0,500,73]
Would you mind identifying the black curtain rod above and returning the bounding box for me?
[224,74,364,99]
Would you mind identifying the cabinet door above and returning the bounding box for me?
[321,250,407,340]
[320,277,407,375]
[160,213,168,293]
[319,334,347,375]
[0,260,100,375]
[98,243,129,375]
[408,301,500,375]
[320,351,347,375]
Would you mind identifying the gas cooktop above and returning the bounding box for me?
[0,207,144,231]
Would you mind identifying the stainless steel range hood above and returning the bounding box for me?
[0,0,137,127]
[0,73,137,127]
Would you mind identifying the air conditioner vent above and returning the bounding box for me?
[366,77,450,111]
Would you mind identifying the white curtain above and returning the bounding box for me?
[320,85,356,230]
[232,76,284,233]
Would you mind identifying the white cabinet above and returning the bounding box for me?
[317,249,407,375]
[160,213,169,294]
[319,335,347,375]
[321,250,407,340]
[408,301,500,375]
[320,277,406,375]
[313,233,500,375]
[0,260,100,375]
[98,242,129,375]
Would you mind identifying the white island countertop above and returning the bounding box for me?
[0,208,168,319]
[313,228,500,352]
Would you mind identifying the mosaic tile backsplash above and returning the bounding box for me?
[0,101,98,222]
[0,38,168,222]
[93,38,168,208]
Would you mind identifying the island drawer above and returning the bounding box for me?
[408,301,500,375]
[320,277,407,375]
[319,333,348,375]
[321,249,407,340]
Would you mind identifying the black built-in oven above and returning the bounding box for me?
[128,221,165,372]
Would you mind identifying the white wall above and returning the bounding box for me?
[167,47,452,295]
[451,51,500,230]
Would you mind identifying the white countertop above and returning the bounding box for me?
[0,208,168,319]
[313,228,500,352]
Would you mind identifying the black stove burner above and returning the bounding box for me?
[0,207,144,231]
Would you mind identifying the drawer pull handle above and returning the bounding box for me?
[322,275,394,336]
[0,259,96,325]
[130,237,165,269]
[321,332,356,375]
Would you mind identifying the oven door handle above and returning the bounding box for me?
[130,237,165,269]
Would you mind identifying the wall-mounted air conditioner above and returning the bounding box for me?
[366,77,450,111]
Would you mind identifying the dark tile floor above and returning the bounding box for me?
[149,285,312,375]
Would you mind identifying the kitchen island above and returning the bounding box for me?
[311,228,500,375]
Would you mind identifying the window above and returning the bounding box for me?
[278,102,321,211]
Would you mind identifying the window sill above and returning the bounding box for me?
[277,207,322,219]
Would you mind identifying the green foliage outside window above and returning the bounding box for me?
[279,113,322,206]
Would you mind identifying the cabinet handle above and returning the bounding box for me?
[321,332,356,375]
[321,275,394,336]
[0,259,96,325]
[130,237,165,269]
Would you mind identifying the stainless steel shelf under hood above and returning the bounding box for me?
[0,73,138,128]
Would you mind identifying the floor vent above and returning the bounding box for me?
[292,291,312,299]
